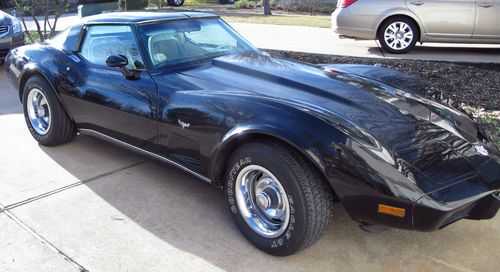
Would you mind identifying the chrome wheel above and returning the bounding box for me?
[384,22,414,51]
[235,165,290,238]
[173,0,183,5]
[27,88,51,135]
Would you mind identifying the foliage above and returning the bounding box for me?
[149,0,165,8]
[14,0,69,43]
[233,0,254,9]
[118,0,148,10]
[79,0,116,3]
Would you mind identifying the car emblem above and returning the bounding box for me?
[474,145,489,156]
[178,119,190,129]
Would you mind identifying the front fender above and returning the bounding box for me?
[207,99,350,190]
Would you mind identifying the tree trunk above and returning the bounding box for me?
[263,0,272,16]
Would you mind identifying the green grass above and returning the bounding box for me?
[150,0,333,28]
[222,14,331,28]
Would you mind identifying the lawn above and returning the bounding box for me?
[151,0,334,28]
[222,14,331,28]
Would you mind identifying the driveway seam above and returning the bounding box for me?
[3,160,146,211]
[1,206,89,272]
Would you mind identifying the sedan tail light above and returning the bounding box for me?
[337,0,358,8]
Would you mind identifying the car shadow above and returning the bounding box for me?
[366,44,500,63]
[37,134,500,271]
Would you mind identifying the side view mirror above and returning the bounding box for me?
[106,55,128,68]
[105,55,139,80]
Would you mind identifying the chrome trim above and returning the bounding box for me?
[78,129,212,183]
[235,164,290,238]
[0,25,8,38]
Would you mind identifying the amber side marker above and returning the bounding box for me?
[378,204,406,218]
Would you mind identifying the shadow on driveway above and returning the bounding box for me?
[36,133,500,271]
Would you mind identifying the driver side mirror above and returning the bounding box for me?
[105,55,138,80]
[106,55,128,68]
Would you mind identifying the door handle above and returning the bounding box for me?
[410,1,425,6]
[478,2,493,8]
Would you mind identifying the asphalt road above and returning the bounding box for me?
[19,13,500,64]
[1,65,500,271]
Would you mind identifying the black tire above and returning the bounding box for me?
[22,75,76,146]
[378,17,418,54]
[167,0,184,7]
[225,141,334,256]
[219,0,235,4]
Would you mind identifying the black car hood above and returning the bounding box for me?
[179,52,499,194]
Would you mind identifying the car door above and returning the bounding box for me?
[473,0,500,39]
[66,24,158,151]
[406,0,476,38]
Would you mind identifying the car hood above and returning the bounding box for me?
[0,11,13,25]
[179,52,500,194]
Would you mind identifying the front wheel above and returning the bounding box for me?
[225,141,334,256]
[378,17,418,54]
[167,0,184,7]
[22,76,76,146]
[219,0,236,4]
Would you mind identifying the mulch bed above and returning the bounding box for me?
[266,49,500,148]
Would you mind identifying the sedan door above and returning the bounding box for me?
[64,25,158,151]
[406,0,476,38]
[473,0,500,39]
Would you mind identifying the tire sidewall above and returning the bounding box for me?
[378,18,418,54]
[224,145,307,255]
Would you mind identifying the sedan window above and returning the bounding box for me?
[79,25,145,70]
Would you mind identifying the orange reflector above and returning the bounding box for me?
[378,204,406,218]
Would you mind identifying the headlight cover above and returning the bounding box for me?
[12,20,22,33]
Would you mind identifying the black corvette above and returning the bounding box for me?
[4,12,500,256]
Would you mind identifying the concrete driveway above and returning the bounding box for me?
[19,13,500,64]
[1,67,500,271]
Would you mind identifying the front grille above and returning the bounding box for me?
[0,25,8,34]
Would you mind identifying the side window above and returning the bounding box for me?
[79,25,144,70]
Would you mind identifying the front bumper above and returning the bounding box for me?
[337,180,500,232]
[0,28,25,61]
[413,192,500,231]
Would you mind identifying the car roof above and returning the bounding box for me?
[83,11,219,25]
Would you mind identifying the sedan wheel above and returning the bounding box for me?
[225,141,334,256]
[378,18,418,54]
[167,0,184,7]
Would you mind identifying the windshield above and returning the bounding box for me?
[138,18,257,68]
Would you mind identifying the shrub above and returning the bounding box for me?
[234,0,255,9]
[79,0,116,3]
[118,0,148,10]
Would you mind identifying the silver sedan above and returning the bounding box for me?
[332,0,500,53]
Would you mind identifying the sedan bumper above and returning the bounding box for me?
[331,8,377,40]
[0,29,25,61]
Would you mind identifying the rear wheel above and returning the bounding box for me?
[167,0,184,7]
[219,0,236,4]
[378,17,418,54]
[225,141,334,256]
[22,76,76,146]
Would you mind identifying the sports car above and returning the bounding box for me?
[4,12,500,256]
